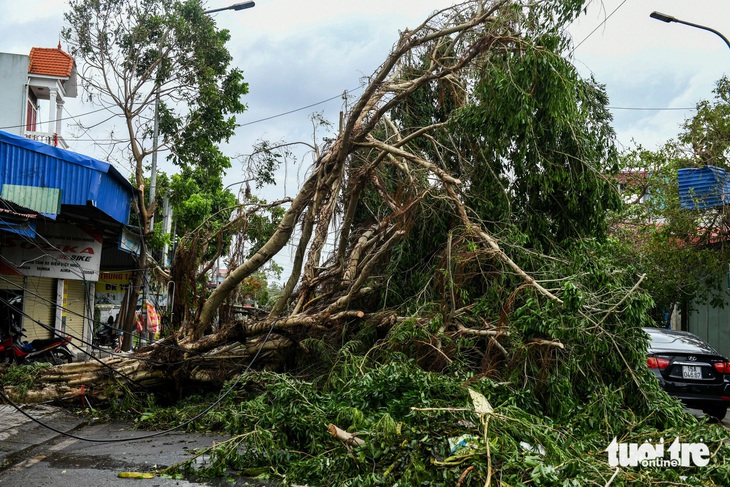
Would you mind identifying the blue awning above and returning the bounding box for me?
[0,130,136,225]
[0,206,37,237]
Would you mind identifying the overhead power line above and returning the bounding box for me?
[238,89,357,127]
[571,0,629,53]
[608,106,695,111]
[0,104,117,132]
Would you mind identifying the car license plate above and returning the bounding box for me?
[683,365,702,379]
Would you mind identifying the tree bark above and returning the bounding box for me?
[195,168,320,333]
[328,424,365,448]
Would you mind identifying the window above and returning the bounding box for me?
[26,100,37,132]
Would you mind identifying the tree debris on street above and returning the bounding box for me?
[3,1,730,485]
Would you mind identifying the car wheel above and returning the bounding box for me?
[702,406,727,421]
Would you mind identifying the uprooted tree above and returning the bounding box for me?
[6,1,730,484]
[0,0,641,406]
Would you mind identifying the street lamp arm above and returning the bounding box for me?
[204,1,255,15]
[650,11,730,50]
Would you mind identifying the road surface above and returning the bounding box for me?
[0,404,269,486]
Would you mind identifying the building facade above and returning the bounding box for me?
[0,44,77,148]
[0,46,137,357]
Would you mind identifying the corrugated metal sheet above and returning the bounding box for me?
[0,130,135,225]
[1,184,61,215]
[678,166,730,210]
[689,291,730,360]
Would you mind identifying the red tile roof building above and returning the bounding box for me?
[28,43,75,78]
[0,42,80,148]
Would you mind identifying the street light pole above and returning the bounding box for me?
[204,1,255,15]
[650,11,730,50]
[151,0,255,244]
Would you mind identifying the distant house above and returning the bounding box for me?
[0,45,138,357]
[0,43,77,148]
[616,170,649,205]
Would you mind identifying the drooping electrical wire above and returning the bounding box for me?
[0,318,279,443]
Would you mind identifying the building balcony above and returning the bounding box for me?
[24,131,69,149]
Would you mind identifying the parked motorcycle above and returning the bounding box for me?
[92,321,118,348]
[0,320,74,365]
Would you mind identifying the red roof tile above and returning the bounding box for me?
[616,170,648,185]
[28,44,75,78]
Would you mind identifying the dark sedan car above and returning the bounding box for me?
[644,327,730,420]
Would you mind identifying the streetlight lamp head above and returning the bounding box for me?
[231,1,255,10]
[650,11,676,23]
[203,1,255,14]
[649,11,730,50]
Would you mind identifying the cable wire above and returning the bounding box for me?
[0,317,279,443]
[0,104,118,132]
[238,88,358,127]
[607,106,695,111]
[571,0,629,53]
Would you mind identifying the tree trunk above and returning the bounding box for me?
[2,328,294,404]
[194,169,320,333]
[5,0,564,407]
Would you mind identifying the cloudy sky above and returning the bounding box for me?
[1,0,730,278]
[0,0,447,197]
[571,0,730,151]
[2,0,729,184]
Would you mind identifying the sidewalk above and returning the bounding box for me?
[0,403,264,486]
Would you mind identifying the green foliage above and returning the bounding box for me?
[63,0,248,245]
[679,75,730,168]
[240,200,286,259]
[147,221,172,251]
[454,45,620,248]
[134,234,728,485]
[612,76,730,316]
[367,10,621,311]
[117,232,730,483]
[1,363,50,399]
[142,346,730,486]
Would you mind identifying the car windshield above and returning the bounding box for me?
[644,328,718,355]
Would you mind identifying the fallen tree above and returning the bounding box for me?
[0,0,661,412]
[6,0,545,401]
[5,1,730,484]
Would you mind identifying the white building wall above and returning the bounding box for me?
[0,53,30,136]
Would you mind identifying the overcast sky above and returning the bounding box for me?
[571,0,730,152]
[2,0,730,275]
[0,0,447,196]
[2,0,729,182]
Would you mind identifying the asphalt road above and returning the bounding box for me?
[686,407,730,429]
[0,404,269,487]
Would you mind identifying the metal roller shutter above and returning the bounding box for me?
[23,277,55,341]
[64,279,87,350]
